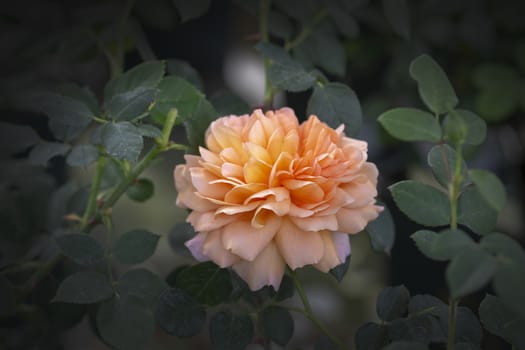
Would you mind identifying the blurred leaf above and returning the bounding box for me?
[168,222,196,258]
[96,296,154,350]
[268,10,294,39]
[452,110,486,145]
[481,233,525,265]
[328,4,359,38]
[56,233,105,266]
[472,63,518,91]
[389,180,450,226]
[458,187,498,235]
[307,82,362,137]
[409,54,458,115]
[29,142,71,166]
[411,229,475,261]
[106,87,156,121]
[0,122,40,156]
[209,311,254,350]
[443,110,467,145]
[101,122,144,162]
[355,322,388,350]
[446,247,497,298]
[183,97,217,150]
[479,294,525,349]
[126,178,154,202]
[516,41,525,73]
[260,306,294,346]
[427,144,468,189]
[329,252,351,282]
[53,271,113,304]
[66,144,99,167]
[166,59,203,89]
[492,261,525,318]
[155,288,206,337]
[257,42,317,92]
[56,83,100,115]
[136,124,162,138]
[384,342,428,350]
[378,107,441,142]
[100,157,125,190]
[275,275,294,301]
[113,229,160,264]
[475,89,518,122]
[210,91,251,116]
[469,169,506,212]
[455,307,482,344]
[0,276,18,316]
[315,335,338,350]
[408,294,447,315]
[104,61,165,101]
[150,76,203,123]
[175,261,233,306]
[365,204,395,255]
[117,268,167,308]
[172,0,210,22]
[309,28,347,76]
[387,315,435,344]
[31,92,94,141]
[382,0,410,40]
[377,285,410,321]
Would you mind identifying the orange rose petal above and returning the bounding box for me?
[202,229,240,268]
[275,218,324,269]
[313,230,346,273]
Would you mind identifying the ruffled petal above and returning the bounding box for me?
[336,205,381,234]
[232,241,285,291]
[275,218,324,269]
[202,229,240,267]
[185,232,210,262]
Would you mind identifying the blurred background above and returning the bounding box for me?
[0,0,524,349]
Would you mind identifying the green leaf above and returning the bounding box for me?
[329,253,351,282]
[382,0,410,40]
[458,187,498,235]
[275,275,294,301]
[409,54,458,115]
[481,233,525,266]
[56,233,105,266]
[136,124,162,138]
[452,110,487,145]
[446,247,497,298]
[411,229,475,261]
[106,87,156,121]
[66,144,99,167]
[126,178,154,202]
[166,59,203,90]
[455,307,482,344]
[100,157,125,190]
[31,92,94,141]
[443,110,467,145]
[0,122,40,156]
[172,0,210,22]
[377,285,410,321]
[469,169,506,212]
[365,204,395,255]
[389,180,450,226]
[328,6,359,38]
[307,82,362,137]
[475,88,518,122]
[479,294,525,349]
[168,222,197,258]
[427,144,468,188]
[256,42,317,92]
[183,97,217,150]
[113,229,160,264]
[97,296,154,350]
[209,311,254,350]
[155,288,206,337]
[101,122,144,162]
[117,268,167,308]
[53,271,113,304]
[104,61,165,101]
[260,306,294,346]
[55,83,100,116]
[150,76,203,123]
[210,91,251,116]
[492,261,525,319]
[472,63,518,91]
[310,29,346,77]
[29,142,71,165]
[355,322,388,350]
[384,342,428,350]
[175,261,233,306]
[378,107,441,142]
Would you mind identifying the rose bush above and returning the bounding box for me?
[175,107,382,290]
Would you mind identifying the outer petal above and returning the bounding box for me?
[202,229,240,268]
[185,232,210,262]
[275,218,324,269]
[221,215,282,261]
[232,242,285,291]
[336,205,381,234]
[186,211,237,232]
[313,232,351,272]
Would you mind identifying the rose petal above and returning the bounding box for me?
[185,232,210,262]
[275,218,324,269]
[222,215,282,261]
[336,205,381,234]
[313,231,349,272]
[202,229,240,267]
[187,210,237,232]
[232,241,285,291]
[190,167,232,200]
[290,214,338,232]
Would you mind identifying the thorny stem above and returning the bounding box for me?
[81,153,106,229]
[102,211,119,296]
[259,0,274,108]
[289,270,347,350]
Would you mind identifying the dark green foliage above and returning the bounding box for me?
[56,233,105,266]
[377,285,410,321]
[53,271,113,304]
[126,178,155,202]
[155,288,206,337]
[209,311,254,350]
[260,305,294,346]
[113,229,160,264]
[365,204,395,255]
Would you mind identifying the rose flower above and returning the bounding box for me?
[174,108,381,291]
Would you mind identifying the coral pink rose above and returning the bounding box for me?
[174,108,381,291]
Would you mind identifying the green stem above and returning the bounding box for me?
[259,0,274,108]
[449,144,462,230]
[81,154,106,230]
[289,270,347,350]
[102,212,119,296]
[447,298,458,350]
[284,9,328,51]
